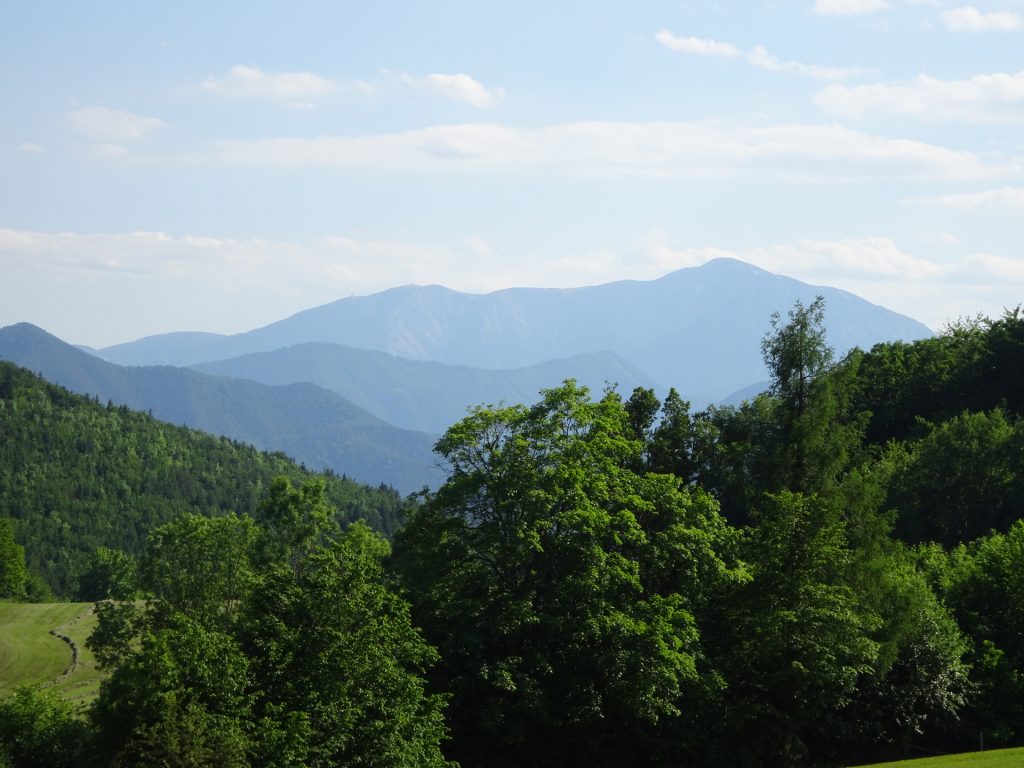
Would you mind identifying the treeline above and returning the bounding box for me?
[0,361,408,598]
[2,304,1023,767]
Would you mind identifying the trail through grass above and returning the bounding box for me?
[0,601,105,708]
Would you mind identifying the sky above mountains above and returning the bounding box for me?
[3,0,1023,346]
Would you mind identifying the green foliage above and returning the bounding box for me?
[90,614,252,767]
[888,410,1024,546]
[141,513,256,630]
[88,477,450,768]
[0,685,91,768]
[646,387,718,484]
[0,519,27,601]
[848,309,1024,445]
[0,361,408,597]
[77,547,136,601]
[393,381,740,767]
[940,522,1024,745]
[760,296,865,496]
[244,521,451,767]
[710,492,882,766]
[835,553,971,761]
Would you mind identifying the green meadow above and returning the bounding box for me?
[854,748,1024,768]
[0,601,104,708]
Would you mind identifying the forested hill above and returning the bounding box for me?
[0,361,409,597]
[0,322,442,492]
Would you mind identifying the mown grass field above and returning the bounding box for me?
[853,747,1024,767]
[0,601,105,708]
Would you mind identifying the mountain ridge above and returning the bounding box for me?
[95,259,931,401]
[192,343,658,433]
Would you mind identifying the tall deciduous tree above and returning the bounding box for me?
[393,382,740,768]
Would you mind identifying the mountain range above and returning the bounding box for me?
[2,259,935,492]
[96,258,932,403]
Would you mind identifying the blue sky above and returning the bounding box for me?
[3,0,1023,346]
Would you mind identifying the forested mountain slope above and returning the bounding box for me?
[0,323,442,492]
[0,361,409,596]
[97,258,931,401]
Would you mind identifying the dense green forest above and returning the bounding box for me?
[1,303,1023,767]
[0,361,408,598]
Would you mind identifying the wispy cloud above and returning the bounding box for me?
[658,30,871,81]
[655,29,740,57]
[942,6,1023,31]
[203,120,1000,182]
[812,0,890,16]
[200,65,370,106]
[909,186,1024,210]
[18,143,45,155]
[816,70,1024,122]
[69,107,165,141]
[747,45,875,81]
[400,72,504,108]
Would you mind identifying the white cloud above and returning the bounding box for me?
[5,227,1023,342]
[200,65,364,105]
[642,233,1024,329]
[910,186,1024,209]
[400,72,504,108]
[18,142,45,154]
[942,6,1023,31]
[205,120,999,181]
[657,31,870,81]
[69,107,165,141]
[747,45,875,81]
[0,227,665,343]
[655,29,740,57]
[816,70,1024,122]
[962,251,1024,281]
[812,0,890,15]
[648,235,947,283]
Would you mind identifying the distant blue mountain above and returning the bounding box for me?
[0,323,441,493]
[96,259,932,402]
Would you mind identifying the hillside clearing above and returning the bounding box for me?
[0,601,104,707]
[852,747,1024,767]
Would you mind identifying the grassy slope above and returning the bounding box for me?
[0,602,104,708]
[853,748,1024,768]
